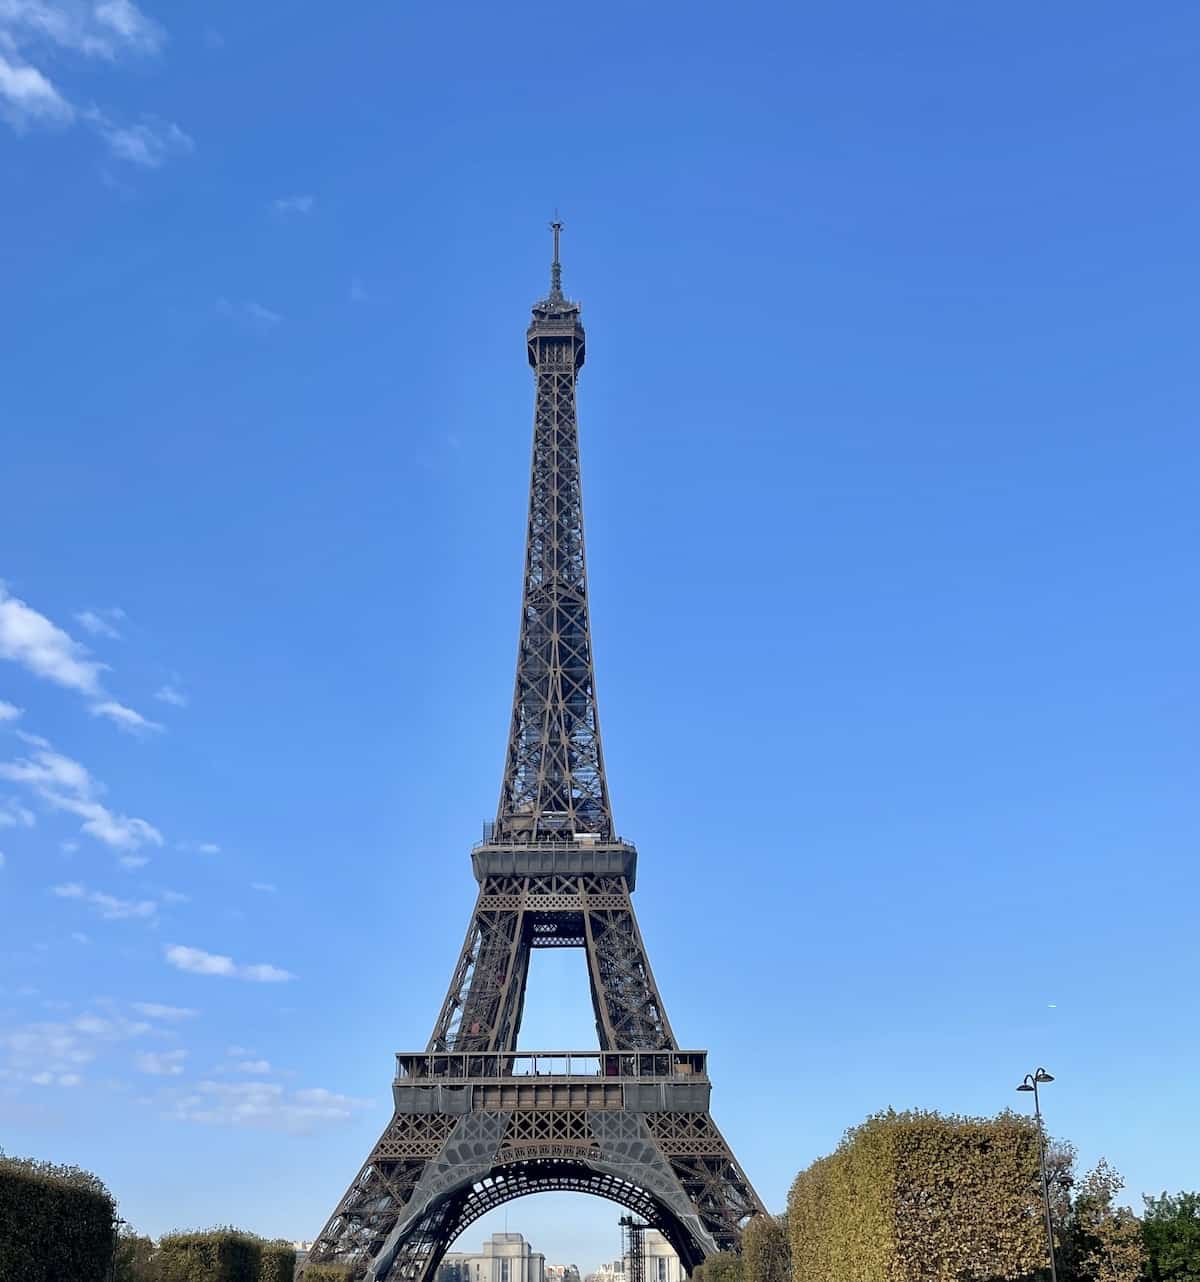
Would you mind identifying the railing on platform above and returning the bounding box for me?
[394,1050,707,1084]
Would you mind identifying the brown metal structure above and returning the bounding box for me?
[304,229,764,1281]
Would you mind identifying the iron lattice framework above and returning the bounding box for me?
[304,229,763,1281]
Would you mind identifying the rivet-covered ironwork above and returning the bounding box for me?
[304,230,764,1281]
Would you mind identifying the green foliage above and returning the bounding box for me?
[1057,1161,1145,1282]
[299,1266,354,1281]
[787,1108,1046,1282]
[114,1226,159,1282]
[742,1214,790,1282]
[156,1229,262,1282]
[1143,1193,1200,1282]
[257,1241,297,1282]
[700,1252,743,1282]
[0,1151,116,1282]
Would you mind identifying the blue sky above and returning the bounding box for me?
[1,0,1198,1270]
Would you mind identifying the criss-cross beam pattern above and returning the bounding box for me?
[496,256,612,842]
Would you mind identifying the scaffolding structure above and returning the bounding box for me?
[620,1216,647,1282]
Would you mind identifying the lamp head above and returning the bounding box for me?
[1035,1069,1055,1083]
[1017,1081,1035,1092]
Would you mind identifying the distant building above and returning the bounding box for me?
[545,1267,580,1282]
[587,1263,624,1282]
[437,1232,545,1282]
[638,1232,684,1282]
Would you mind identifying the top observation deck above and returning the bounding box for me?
[471,834,638,888]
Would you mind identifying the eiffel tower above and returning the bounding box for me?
[305,227,764,1281]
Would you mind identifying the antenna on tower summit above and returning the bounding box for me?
[550,217,563,298]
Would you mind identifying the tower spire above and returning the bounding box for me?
[496,230,610,842]
[550,218,563,298]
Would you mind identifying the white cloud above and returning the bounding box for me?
[155,683,187,707]
[273,194,313,215]
[177,840,219,855]
[71,931,88,944]
[240,963,293,983]
[0,0,164,59]
[86,108,192,166]
[131,1002,196,1020]
[118,854,148,869]
[0,0,169,142]
[74,608,123,639]
[0,850,6,869]
[0,583,105,692]
[0,798,35,827]
[93,0,163,55]
[90,700,162,735]
[250,881,276,894]
[164,944,235,977]
[167,1079,367,1132]
[236,1059,271,1074]
[0,700,22,720]
[0,587,155,729]
[0,51,73,128]
[0,742,163,852]
[60,839,78,852]
[53,881,156,920]
[216,297,281,332]
[136,1048,186,1076]
[2,1007,151,1086]
[165,944,294,983]
[31,1069,82,1086]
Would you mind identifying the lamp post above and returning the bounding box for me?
[1018,1068,1057,1282]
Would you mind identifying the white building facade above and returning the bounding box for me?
[639,1231,685,1282]
[439,1232,546,1282]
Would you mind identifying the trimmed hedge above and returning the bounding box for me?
[258,1241,297,1282]
[0,1152,115,1282]
[788,1108,1045,1282]
[157,1229,262,1282]
[299,1266,353,1281]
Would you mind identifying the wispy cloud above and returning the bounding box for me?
[216,297,281,332]
[0,0,167,139]
[0,52,73,128]
[0,583,106,693]
[273,194,313,215]
[74,607,124,639]
[0,797,35,828]
[0,741,163,853]
[235,1059,271,1074]
[177,840,220,855]
[91,700,162,735]
[2,1007,152,1087]
[165,944,294,983]
[131,1002,196,1021]
[0,0,164,59]
[166,1080,367,1132]
[155,683,187,708]
[250,881,276,894]
[85,107,192,166]
[349,277,368,303]
[0,585,156,729]
[136,1048,186,1076]
[0,700,23,721]
[53,881,157,920]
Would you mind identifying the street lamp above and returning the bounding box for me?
[1017,1068,1057,1282]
